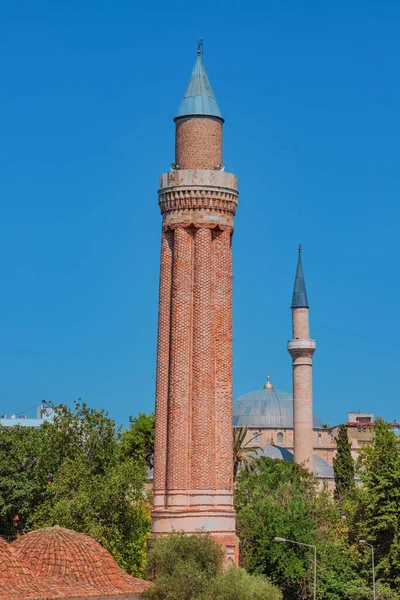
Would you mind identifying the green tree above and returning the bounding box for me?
[120,412,155,470]
[354,418,400,589]
[235,456,316,599]
[233,425,261,480]
[0,425,44,536]
[235,457,374,600]
[0,401,151,577]
[313,491,372,600]
[333,424,355,503]
[144,531,224,600]
[36,400,119,482]
[29,401,150,576]
[34,456,150,576]
[144,532,282,600]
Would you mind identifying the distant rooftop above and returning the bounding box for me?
[0,404,53,428]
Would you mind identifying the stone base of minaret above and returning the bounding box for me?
[151,497,239,565]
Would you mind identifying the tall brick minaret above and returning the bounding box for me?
[151,43,239,564]
[288,247,316,472]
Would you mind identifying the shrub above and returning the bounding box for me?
[143,560,209,600]
[205,567,283,600]
[376,584,400,600]
[143,531,224,600]
[144,533,283,600]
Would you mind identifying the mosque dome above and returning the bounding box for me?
[256,445,334,479]
[233,380,322,429]
[12,526,150,596]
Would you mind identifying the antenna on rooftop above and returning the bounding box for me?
[197,38,204,57]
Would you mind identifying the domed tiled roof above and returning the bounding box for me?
[0,536,33,586]
[0,537,72,600]
[233,388,322,429]
[12,526,150,597]
[255,445,334,479]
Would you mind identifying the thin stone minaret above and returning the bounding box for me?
[288,246,316,472]
[151,43,239,564]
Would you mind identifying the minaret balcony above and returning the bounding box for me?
[287,339,316,352]
[158,169,239,229]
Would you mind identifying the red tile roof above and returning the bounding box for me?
[0,526,150,599]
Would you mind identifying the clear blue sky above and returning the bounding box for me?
[1,1,399,427]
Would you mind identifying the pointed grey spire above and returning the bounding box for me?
[176,47,222,120]
[291,245,309,309]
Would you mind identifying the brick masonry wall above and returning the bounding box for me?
[166,226,193,492]
[213,228,234,492]
[191,227,214,490]
[213,534,239,567]
[175,116,223,170]
[292,308,310,338]
[153,230,173,495]
[154,223,236,498]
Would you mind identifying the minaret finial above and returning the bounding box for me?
[197,38,204,57]
[264,372,274,390]
[298,243,302,255]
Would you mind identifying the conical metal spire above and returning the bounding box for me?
[176,43,222,120]
[291,245,309,309]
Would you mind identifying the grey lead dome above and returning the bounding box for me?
[255,445,334,479]
[233,388,323,429]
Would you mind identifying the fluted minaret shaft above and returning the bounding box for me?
[288,249,315,472]
[152,50,239,565]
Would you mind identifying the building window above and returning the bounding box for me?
[277,432,284,445]
[253,432,260,444]
[356,416,371,423]
[318,433,321,446]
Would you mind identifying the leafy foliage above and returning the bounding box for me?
[2,407,400,597]
[34,456,150,575]
[206,567,282,600]
[120,412,155,470]
[144,532,224,600]
[235,456,386,600]
[0,425,43,532]
[333,424,355,503]
[0,401,151,577]
[233,425,261,480]
[144,532,282,600]
[235,457,316,599]
[353,418,400,589]
[313,491,372,600]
